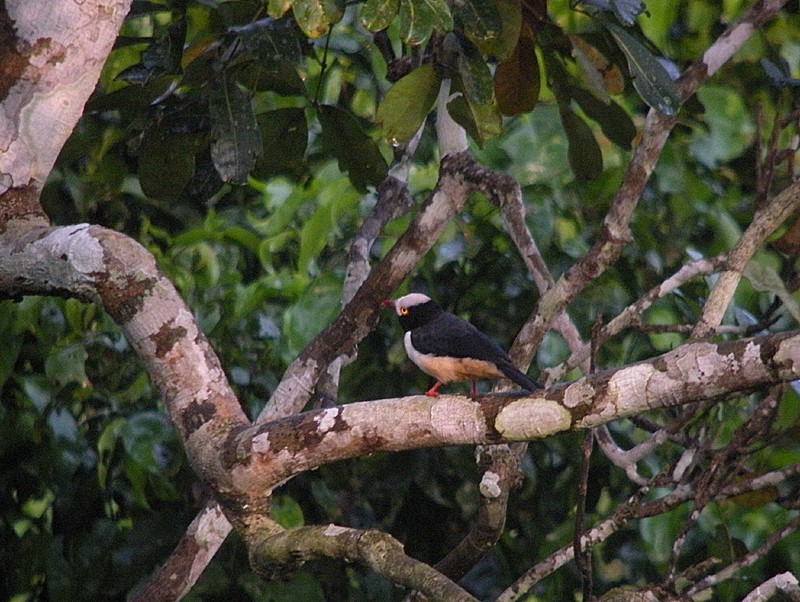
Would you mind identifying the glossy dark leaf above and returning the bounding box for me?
[560,106,603,180]
[456,0,503,54]
[569,85,636,149]
[495,31,540,115]
[375,63,441,142]
[138,128,203,200]
[361,0,400,31]
[231,59,307,96]
[447,77,502,146]
[254,108,308,178]
[236,17,303,64]
[397,0,453,45]
[318,105,388,192]
[141,18,186,73]
[454,34,495,105]
[209,79,262,184]
[603,20,681,115]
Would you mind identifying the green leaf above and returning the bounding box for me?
[447,77,502,146]
[97,418,125,489]
[454,35,495,105]
[272,495,305,528]
[569,85,636,149]
[138,127,201,200]
[375,63,441,143]
[232,59,307,96]
[361,0,400,31]
[298,178,361,273]
[254,108,308,178]
[236,16,303,65]
[318,105,388,192]
[268,0,295,18]
[603,20,681,115]
[45,344,88,389]
[689,86,755,168]
[744,261,800,324]
[120,411,174,474]
[495,31,540,116]
[281,277,343,361]
[397,0,453,46]
[560,106,603,180]
[292,0,345,38]
[209,78,262,184]
[454,0,503,53]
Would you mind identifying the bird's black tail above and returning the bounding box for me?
[497,360,542,392]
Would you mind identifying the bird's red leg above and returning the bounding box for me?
[470,380,477,396]
[425,381,444,397]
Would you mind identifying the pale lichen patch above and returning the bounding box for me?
[315,407,340,433]
[495,399,571,440]
[430,397,483,441]
[479,471,502,498]
[563,380,596,409]
[251,432,272,454]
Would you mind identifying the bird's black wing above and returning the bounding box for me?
[410,312,511,362]
[411,313,543,391]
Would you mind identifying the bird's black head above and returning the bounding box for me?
[382,293,443,331]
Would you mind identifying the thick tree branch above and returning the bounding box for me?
[228,329,800,494]
[0,1,132,195]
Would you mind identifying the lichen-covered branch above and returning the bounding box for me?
[251,523,479,602]
[227,329,800,494]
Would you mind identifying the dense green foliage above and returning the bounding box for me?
[3,0,800,600]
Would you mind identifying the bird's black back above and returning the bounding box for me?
[409,311,512,362]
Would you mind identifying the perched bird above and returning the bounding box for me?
[382,293,542,397]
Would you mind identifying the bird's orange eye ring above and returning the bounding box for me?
[400,307,409,315]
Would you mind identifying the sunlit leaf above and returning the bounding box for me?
[375,63,441,143]
[603,19,681,115]
[560,105,603,180]
[292,0,345,38]
[318,104,388,192]
[361,0,400,31]
[268,0,295,18]
[495,31,539,115]
[209,78,262,184]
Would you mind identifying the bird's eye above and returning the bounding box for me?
[400,307,409,315]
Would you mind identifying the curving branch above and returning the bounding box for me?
[251,522,479,602]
